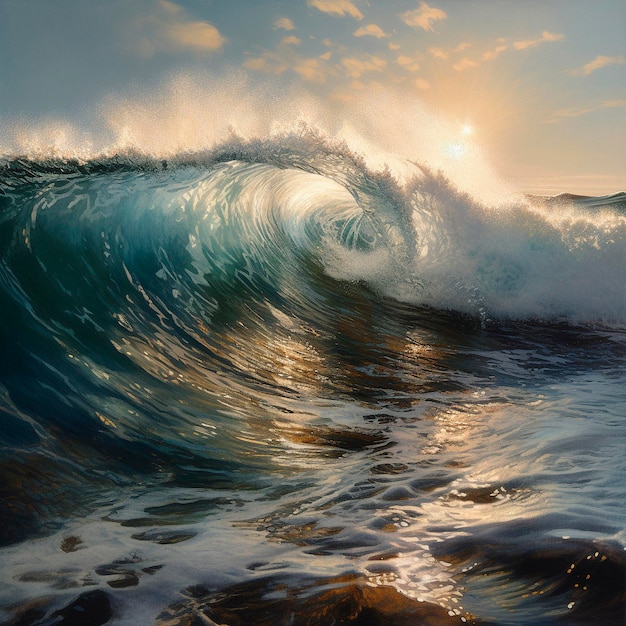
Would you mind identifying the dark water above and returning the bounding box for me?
[0,136,625,625]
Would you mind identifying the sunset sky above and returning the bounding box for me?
[1,0,624,195]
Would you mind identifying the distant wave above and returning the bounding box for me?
[526,191,626,212]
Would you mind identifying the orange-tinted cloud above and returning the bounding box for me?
[293,58,327,82]
[133,1,227,57]
[274,17,296,31]
[354,24,387,38]
[453,57,478,72]
[307,0,363,20]
[546,99,626,123]
[400,2,447,32]
[341,55,386,78]
[429,47,448,60]
[243,52,288,75]
[570,55,626,76]
[482,45,507,61]
[396,55,421,72]
[513,31,564,50]
[165,20,225,52]
[429,41,471,61]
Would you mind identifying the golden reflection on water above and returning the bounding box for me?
[97,295,596,622]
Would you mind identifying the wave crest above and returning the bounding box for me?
[2,128,626,329]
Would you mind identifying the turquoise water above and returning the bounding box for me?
[0,137,624,624]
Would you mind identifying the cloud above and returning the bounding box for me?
[513,30,564,50]
[354,24,387,38]
[388,42,401,51]
[482,45,507,61]
[396,55,421,72]
[549,106,594,120]
[243,53,288,75]
[429,47,448,60]
[159,0,182,15]
[541,31,563,43]
[400,2,447,32]
[307,0,363,20]
[570,55,626,76]
[165,20,226,52]
[546,99,626,123]
[341,55,386,78]
[429,42,471,61]
[293,58,327,82]
[274,17,296,31]
[132,1,226,57]
[243,38,333,83]
[453,57,478,72]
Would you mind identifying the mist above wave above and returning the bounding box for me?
[0,71,514,203]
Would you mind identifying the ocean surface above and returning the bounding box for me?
[0,133,625,625]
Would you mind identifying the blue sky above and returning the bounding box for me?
[1,0,624,194]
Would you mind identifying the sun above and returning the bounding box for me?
[442,123,477,159]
